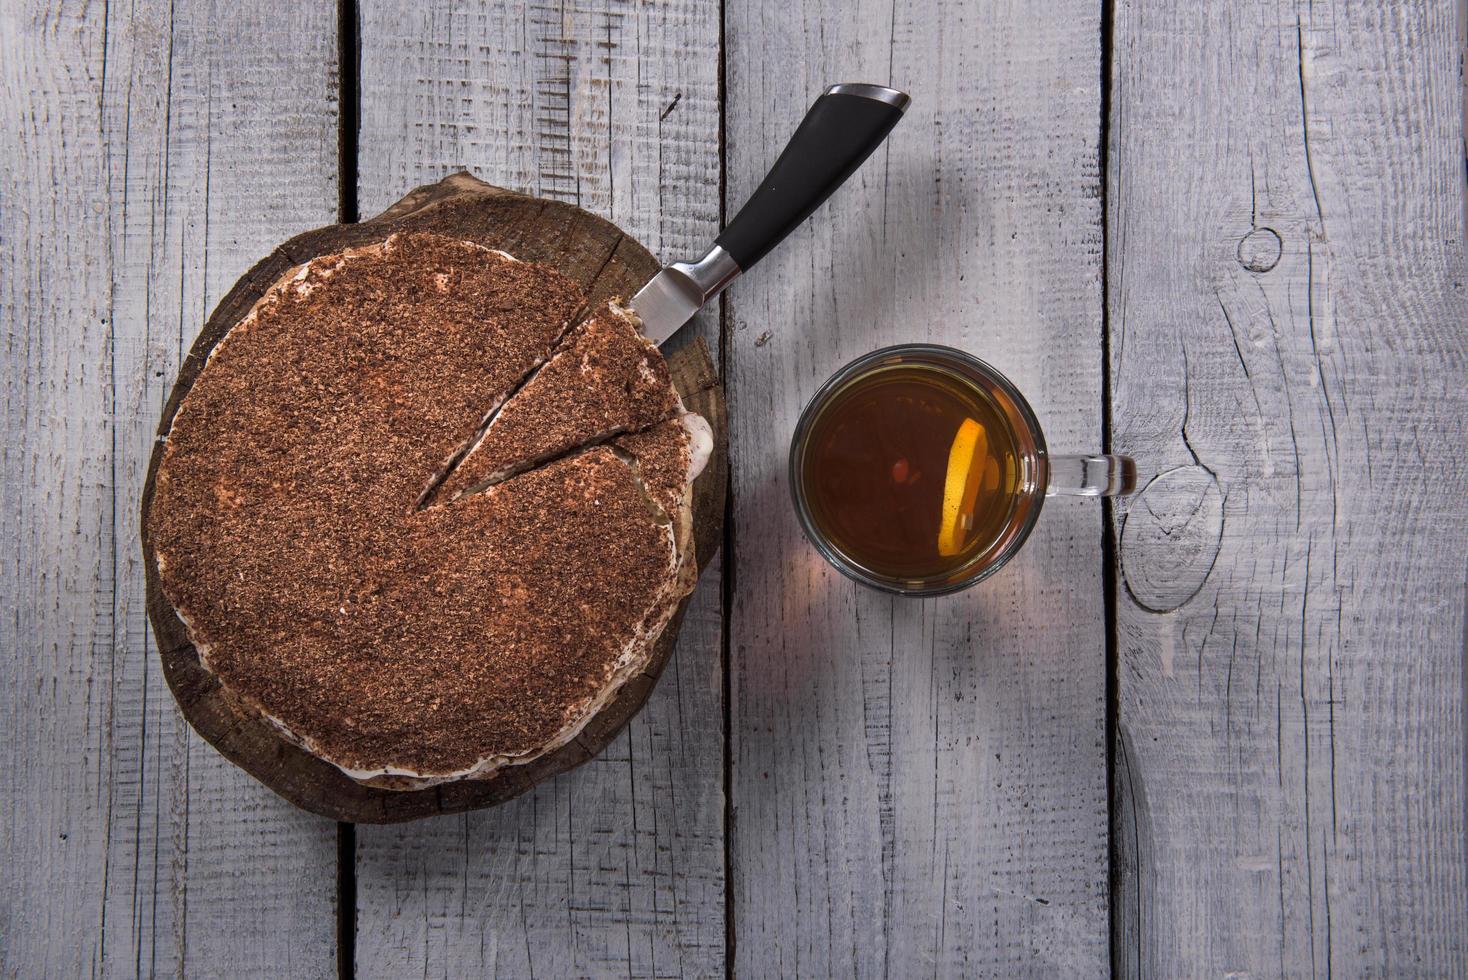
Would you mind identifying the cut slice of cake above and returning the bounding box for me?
[430,302,680,502]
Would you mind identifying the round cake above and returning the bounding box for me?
[144,231,712,788]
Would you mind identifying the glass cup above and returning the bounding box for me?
[789,344,1136,595]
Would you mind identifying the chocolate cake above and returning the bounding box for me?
[145,231,709,786]
[433,303,681,501]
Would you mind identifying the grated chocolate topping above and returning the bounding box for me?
[613,416,695,518]
[434,304,679,500]
[146,231,701,779]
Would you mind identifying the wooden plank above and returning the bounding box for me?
[1109,0,1468,975]
[0,1,341,975]
[351,2,724,976]
[724,2,1109,975]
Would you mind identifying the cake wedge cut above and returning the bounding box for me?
[429,302,680,503]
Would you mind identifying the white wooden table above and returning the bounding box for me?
[3,0,1464,976]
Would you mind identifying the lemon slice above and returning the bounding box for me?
[937,418,988,556]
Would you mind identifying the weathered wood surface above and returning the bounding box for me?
[6,0,1467,976]
[724,2,1110,976]
[351,2,725,976]
[1109,0,1468,976]
[141,175,726,824]
[0,0,341,976]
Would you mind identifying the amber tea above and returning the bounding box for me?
[792,345,1134,594]
[796,361,1024,581]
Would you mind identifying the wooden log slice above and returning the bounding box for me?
[140,174,727,823]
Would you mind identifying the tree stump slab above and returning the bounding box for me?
[141,173,727,823]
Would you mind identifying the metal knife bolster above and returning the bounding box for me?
[630,245,741,346]
[631,81,908,346]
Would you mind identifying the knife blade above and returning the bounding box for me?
[631,246,741,346]
[632,82,910,346]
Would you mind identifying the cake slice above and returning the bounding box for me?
[430,302,679,502]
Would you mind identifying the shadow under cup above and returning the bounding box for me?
[789,345,1135,596]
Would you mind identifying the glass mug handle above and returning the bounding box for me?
[1046,454,1137,497]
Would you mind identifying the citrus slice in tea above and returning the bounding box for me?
[937,418,987,556]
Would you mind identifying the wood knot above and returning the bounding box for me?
[1120,465,1224,613]
[1237,228,1282,273]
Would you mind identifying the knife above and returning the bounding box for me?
[632,83,911,346]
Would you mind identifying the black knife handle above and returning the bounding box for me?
[715,83,910,272]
